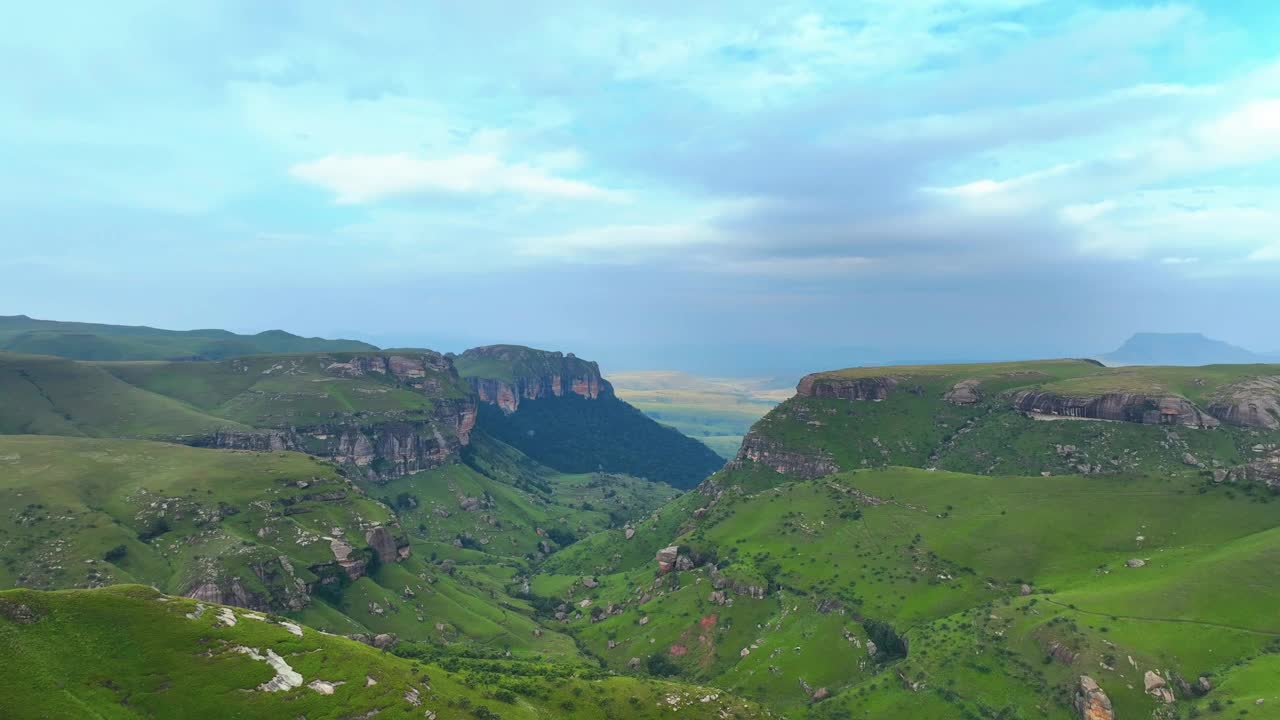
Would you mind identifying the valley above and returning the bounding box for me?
[1,321,1279,719]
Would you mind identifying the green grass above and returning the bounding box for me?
[0,353,244,438]
[540,464,1280,717]
[0,585,771,720]
[102,353,469,428]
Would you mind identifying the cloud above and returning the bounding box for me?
[289,152,625,204]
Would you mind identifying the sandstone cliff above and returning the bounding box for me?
[731,430,840,480]
[796,374,898,401]
[1207,376,1280,429]
[1013,390,1220,428]
[190,352,477,482]
[456,344,611,414]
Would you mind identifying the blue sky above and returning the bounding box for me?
[3,1,1280,373]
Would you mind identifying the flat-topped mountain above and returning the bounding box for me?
[455,344,609,413]
[456,344,724,489]
[729,358,1280,485]
[1101,332,1267,366]
[0,314,376,361]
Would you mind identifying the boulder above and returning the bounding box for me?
[1144,671,1175,703]
[656,546,680,574]
[1074,676,1115,720]
[1126,558,1146,568]
[365,526,400,564]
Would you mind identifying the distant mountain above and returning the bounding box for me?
[0,314,376,360]
[1100,332,1267,366]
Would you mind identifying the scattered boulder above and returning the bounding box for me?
[1020,584,1033,596]
[1126,558,1146,568]
[1182,452,1203,468]
[365,526,401,564]
[1144,671,1175,704]
[624,527,636,540]
[944,379,983,405]
[372,633,397,650]
[811,687,830,702]
[656,546,680,574]
[1074,676,1115,720]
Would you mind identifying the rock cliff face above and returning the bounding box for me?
[796,374,898,401]
[457,345,610,414]
[731,430,840,480]
[191,353,477,482]
[1207,376,1280,429]
[1013,390,1220,428]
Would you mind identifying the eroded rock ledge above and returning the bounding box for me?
[458,344,609,414]
[1013,391,1220,428]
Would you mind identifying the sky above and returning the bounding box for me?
[3,1,1280,375]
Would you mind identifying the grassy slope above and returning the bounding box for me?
[102,353,468,428]
[0,353,242,438]
[0,435,386,597]
[611,371,789,459]
[536,465,1280,717]
[0,314,376,361]
[0,585,771,720]
[0,432,677,660]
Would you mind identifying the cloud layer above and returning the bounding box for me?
[3,1,1280,365]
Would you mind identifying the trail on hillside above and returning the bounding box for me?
[1043,599,1280,636]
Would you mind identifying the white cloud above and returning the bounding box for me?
[515,221,725,262]
[290,152,625,204]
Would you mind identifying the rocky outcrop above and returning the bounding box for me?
[1014,391,1220,428]
[709,565,767,599]
[185,579,267,611]
[187,352,477,482]
[796,374,897,401]
[1219,447,1280,491]
[201,429,298,452]
[365,526,408,564]
[184,555,311,612]
[656,546,680,574]
[1207,377,1280,429]
[1074,676,1115,720]
[193,401,476,483]
[944,379,983,405]
[458,345,610,414]
[1145,670,1175,704]
[731,431,839,480]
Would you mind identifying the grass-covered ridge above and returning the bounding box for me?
[0,585,772,720]
[534,464,1280,718]
[736,358,1280,482]
[0,314,376,361]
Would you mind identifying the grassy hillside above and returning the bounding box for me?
[101,353,470,428]
[610,371,790,458]
[535,465,1280,717]
[0,314,376,360]
[0,585,771,720]
[0,433,677,660]
[0,353,242,438]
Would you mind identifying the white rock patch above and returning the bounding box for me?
[215,608,238,627]
[278,620,303,637]
[233,646,304,692]
[308,680,344,695]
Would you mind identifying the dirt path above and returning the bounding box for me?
[1042,599,1280,636]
